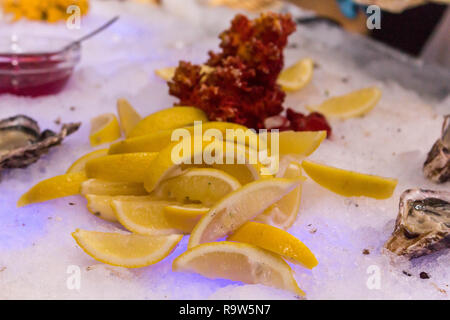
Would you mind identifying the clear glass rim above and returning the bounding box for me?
[0,34,81,75]
[0,32,78,55]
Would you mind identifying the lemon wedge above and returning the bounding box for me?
[256,162,305,229]
[128,106,208,138]
[210,163,263,185]
[89,113,122,146]
[17,172,87,207]
[173,241,304,295]
[117,98,142,137]
[275,131,326,157]
[85,194,155,222]
[306,87,381,119]
[66,149,108,173]
[108,122,249,155]
[72,229,182,268]
[278,131,326,156]
[109,129,179,155]
[164,204,209,233]
[277,58,314,92]
[302,160,398,199]
[156,168,241,206]
[85,152,158,183]
[112,199,183,235]
[188,178,301,248]
[144,140,262,193]
[228,222,318,269]
[80,179,148,196]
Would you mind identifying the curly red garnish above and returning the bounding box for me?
[168,12,332,137]
[286,108,332,137]
[264,109,332,137]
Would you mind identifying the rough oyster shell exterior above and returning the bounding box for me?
[423,115,450,183]
[385,189,450,259]
[0,122,80,171]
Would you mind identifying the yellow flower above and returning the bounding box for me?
[1,0,89,22]
[47,7,65,23]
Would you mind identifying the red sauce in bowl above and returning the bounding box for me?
[0,38,80,97]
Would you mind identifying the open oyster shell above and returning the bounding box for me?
[0,115,41,156]
[423,115,450,183]
[0,115,80,172]
[385,189,450,259]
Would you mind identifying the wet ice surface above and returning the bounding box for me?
[0,0,449,299]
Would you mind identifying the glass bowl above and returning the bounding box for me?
[0,34,81,97]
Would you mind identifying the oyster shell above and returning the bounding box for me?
[423,115,450,183]
[0,115,41,156]
[0,115,80,171]
[385,189,450,259]
[0,115,40,132]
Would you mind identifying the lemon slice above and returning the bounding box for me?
[155,65,213,81]
[90,113,122,146]
[66,149,108,174]
[256,162,305,229]
[210,163,263,185]
[156,168,241,206]
[261,130,326,161]
[117,98,142,137]
[302,160,398,199]
[173,241,304,295]
[144,140,262,193]
[228,222,318,269]
[277,58,314,92]
[128,107,208,138]
[72,229,182,268]
[85,194,155,222]
[112,199,183,235]
[80,179,148,196]
[109,129,178,155]
[306,87,382,119]
[164,204,209,233]
[85,152,158,183]
[188,178,301,248]
[108,122,249,155]
[277,131,326,157]
[86,194,119,222]
[17,172,87,207]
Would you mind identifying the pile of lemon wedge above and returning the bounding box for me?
[17,61,395,296]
